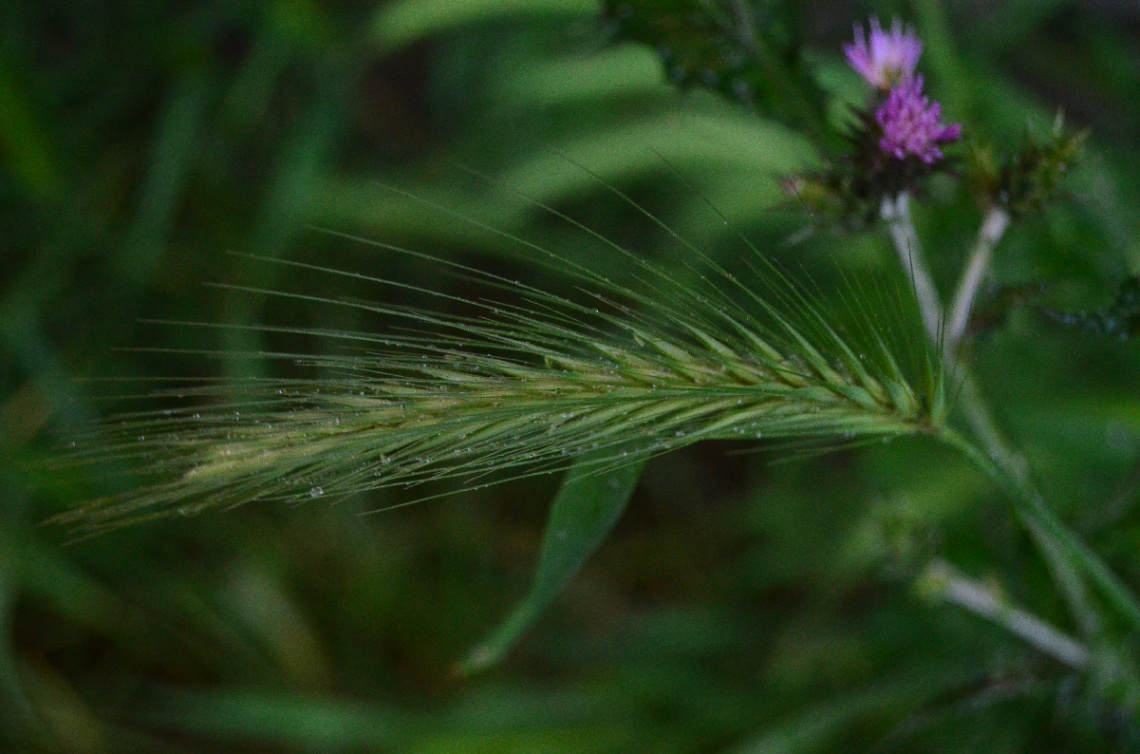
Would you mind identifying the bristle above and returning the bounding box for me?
[55,236,943,534]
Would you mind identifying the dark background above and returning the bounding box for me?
[3,0,1140,751]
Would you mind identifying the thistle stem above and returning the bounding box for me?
[945,207,1010,354]
[881,193,943,343]
[920,559,1091,670]
[881,196,1140,640]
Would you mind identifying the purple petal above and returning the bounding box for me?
[875,76,962,163]
[845,16,923,89]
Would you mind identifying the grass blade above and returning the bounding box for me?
[459,446,644,673]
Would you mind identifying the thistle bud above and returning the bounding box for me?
[969,113,1086,220]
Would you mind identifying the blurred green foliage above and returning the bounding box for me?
[3,0,1140,751]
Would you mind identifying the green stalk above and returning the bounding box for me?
[945,206,1010,354]
[881,193,943,344]
[940,387,1140,636]
[885,198,1140,637]
[919,559,1090,669]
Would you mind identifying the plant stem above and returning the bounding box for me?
[881,193,942,343]
[920,559,1091,670]
[938,416,1104,641]
[882,198,1140,638]
[940,417,1140,637]
[945,207,1010,354]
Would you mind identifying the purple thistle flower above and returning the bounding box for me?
[844,17,923,90]
[876,76,962,164]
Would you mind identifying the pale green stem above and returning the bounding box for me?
[881,193,943,343]
[882,198,1140,640]
[944,383,1114,639]
[945,207,1010,354]
[920,559,1091,670]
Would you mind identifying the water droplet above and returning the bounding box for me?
[309,486,324,498]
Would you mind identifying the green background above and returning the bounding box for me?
[3,0,1140,751]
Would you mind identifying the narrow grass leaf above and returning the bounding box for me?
[460,446,644,674]
[371,0,595,52]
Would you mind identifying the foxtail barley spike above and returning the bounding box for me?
[56,196,945,534]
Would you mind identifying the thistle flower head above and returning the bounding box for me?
[876,76,962,164]
[844,17,923,90]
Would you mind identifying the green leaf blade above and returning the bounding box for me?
[459,447,644,674]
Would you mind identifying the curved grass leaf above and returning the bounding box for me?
[460,445,644,674]
[372,0,595,53]
[500,110,816,206]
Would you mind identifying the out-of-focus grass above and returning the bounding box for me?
[3,1,1140,751]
